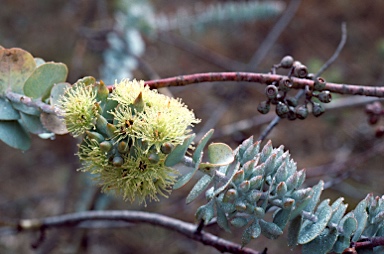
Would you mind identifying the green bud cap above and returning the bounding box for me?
[223,189,237,202]
[280,55,294,68]
[85,131,104,143]
[94,80,109,102]
[239,180,250,193]
[313,77,326,91]
[118,141,130,154]
[161,142,174,154]
[133,92,145,112]
[257,101,270,114]
[148,153,160,164]
[312,102,325,117]
[75,76,96,86]
[112,156,124,167]
[96,115,109,135]
[106,123,118,138]
[99,141,113,153]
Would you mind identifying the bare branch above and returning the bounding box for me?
[10,210,261,254]
[144,72,384,97]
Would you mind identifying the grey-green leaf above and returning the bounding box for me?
[49,82,71,106]
[23,62,68,99]
[241,220,261,247]
[19,112,48,134]
[302,228,338,254]
[186,174,213,204]
[216,199,230,232]
[173,151,202,190]
[195,200,215,224]
[0,47,36,95]
[0,97,19,120]
[352,196,369,242]
[0,120,31,150]
[304,180,324,213]
[199,142,234,168]
[288,215,302,246]
[259,219,283,239]
[193,129,214,162]
[11,101,41,116]
[165,134,195,167]
[298,199,333,244]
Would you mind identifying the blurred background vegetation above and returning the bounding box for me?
[1,0,384,253]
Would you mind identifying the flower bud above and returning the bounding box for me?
[94,80,109,102]
[112,156,124,167]
[148,153,160,164]
[106,123,118,138]
[223,189,237,202]
[85,131,104,143]
[161,142,174,154]
[133,92,145,113]
[118,141,130,154]
[99,141,113,153]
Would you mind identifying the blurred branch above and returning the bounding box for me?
[246,0,301,70]
[158,32,247,71]
[7,210,261,254]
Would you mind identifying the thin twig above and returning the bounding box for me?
[5,91,61,115]
[314,22,347,79]
[11,210,261,254]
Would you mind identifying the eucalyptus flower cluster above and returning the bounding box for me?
[59,78,200,204]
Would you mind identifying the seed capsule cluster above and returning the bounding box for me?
[59,78,200,204]
[365,101,384,137]
[257,56,332,120]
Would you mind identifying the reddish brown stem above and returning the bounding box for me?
[121,72,384,97]
[353,236,384,250]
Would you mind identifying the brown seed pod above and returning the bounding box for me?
[293,62,308,78]
[279,77,293,92]
[265,85,279,99]
[280,55,294,68]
